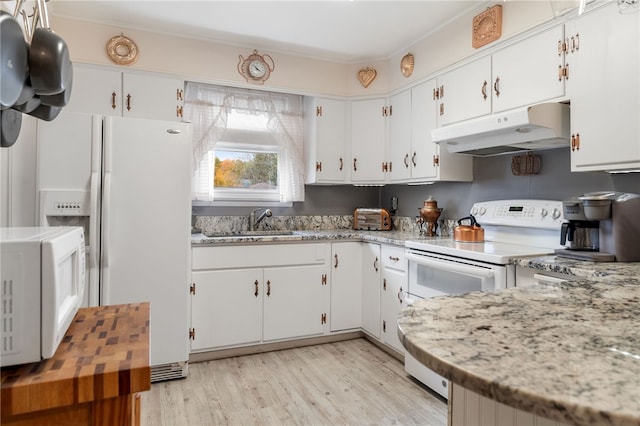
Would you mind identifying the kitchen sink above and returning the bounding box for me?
[203,230,295,238]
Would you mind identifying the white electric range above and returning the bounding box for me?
[402,199,564,399]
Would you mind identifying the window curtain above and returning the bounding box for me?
[184,82,305,202]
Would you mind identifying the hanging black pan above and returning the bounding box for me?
[1,108,22,147]
[26,103,61,121]
[0,10,29,109]
[29,0,72,97]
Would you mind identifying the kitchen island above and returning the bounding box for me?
[1,303,151,426]
[398,258,640,426]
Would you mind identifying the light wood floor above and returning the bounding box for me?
[141,338,447,426]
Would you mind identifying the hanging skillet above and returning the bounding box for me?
[28,0,73,97]
[0,10,29,109]
[1,108,22,147]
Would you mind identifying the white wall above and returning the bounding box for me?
[48,2,558,97]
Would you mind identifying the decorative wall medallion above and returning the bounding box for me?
[106,33,139,65]
[357,67,377,88]
[472,5,502,49]
[400,53,414,78]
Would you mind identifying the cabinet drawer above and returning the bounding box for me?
[193,243,330,270]
[381,245,406,271]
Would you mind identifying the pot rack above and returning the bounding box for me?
[1,0,72,148]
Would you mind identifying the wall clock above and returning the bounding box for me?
[472,5,502,49]
[238,50,275,84]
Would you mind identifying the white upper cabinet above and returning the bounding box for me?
[304,97,347,184]
[491,25,567,113]
[350,98,388,183]
[437,56,492,126]
[388,81,472,183]
[65,64,184,121]
[437,24,567,126]
[387,89,413,181]
[567,2,640,172]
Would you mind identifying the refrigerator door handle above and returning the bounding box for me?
[89,171,99,269]
[101,170,111,303]
[102,171,111,269]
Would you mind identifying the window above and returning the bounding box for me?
[185,82,304,204]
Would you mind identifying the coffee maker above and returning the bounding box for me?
[556,192,640,262]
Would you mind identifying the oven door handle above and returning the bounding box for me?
[406,252,495,279]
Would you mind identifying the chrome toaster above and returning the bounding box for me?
[353,208,392,231]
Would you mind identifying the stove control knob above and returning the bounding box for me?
[540,208,548,218]
[478,207,487,216]
[471,207,479,216]
[552,208,562,220]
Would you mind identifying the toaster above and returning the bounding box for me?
[353,208,392,231]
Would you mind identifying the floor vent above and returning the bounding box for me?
[151,361,188,382]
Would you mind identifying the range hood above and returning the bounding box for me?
[431,103,570,156]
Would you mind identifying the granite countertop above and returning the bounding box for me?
[398,258,640,426]
[191,229,437,246]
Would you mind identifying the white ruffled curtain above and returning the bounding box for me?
[184,82,305,202]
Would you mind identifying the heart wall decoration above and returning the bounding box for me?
[358,67,377,88]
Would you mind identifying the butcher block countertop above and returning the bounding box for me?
[1,303,151,424]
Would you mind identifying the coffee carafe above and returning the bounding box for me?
[560,220,599,250]
[556,192,640,262]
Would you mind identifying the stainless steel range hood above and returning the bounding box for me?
[432,103,570,156]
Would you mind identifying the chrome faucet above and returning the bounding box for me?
[249,208,272,231]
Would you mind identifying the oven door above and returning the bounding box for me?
[406,249,506,299]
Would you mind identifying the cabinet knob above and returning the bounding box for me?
[111,92,117,110]
[493,76,501,97]
[254,280,259,297]
[481,81,488,100]
[334,254,339,269]
[339,157,343,171]
[266,280,271,297]
[404,153,410,168]
[126,93,132,111]
[353,158,357,172]
[412,152,417,167]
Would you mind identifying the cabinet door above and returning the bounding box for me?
[381,268,405,353]
[330,242,362,331]
[569,3,640,171]
[122,73,184,121]
[361,243,381,338]
[388,89,412,182]
[492,25,566,113]
[438,56,492,126]
[64,65,122,116]
[410,80,439,180]
[312,98,347,183]
[351,98,387,183]
[190,269,263,351]
[263,265,327,341]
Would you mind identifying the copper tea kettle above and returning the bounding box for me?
[453,215,485,242]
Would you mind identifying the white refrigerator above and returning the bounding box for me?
[37,112,191,381]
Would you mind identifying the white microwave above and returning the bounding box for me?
[1,227,85,367]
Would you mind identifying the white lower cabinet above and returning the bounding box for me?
[330,242,362,332]
[190,243,330,352]
[450,383,570,426]
[380,245,406,354]
[191,268,263,351]
[263,264,328,341]
[361,242,381,338]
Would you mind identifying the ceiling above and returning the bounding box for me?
[48,1,488,63]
